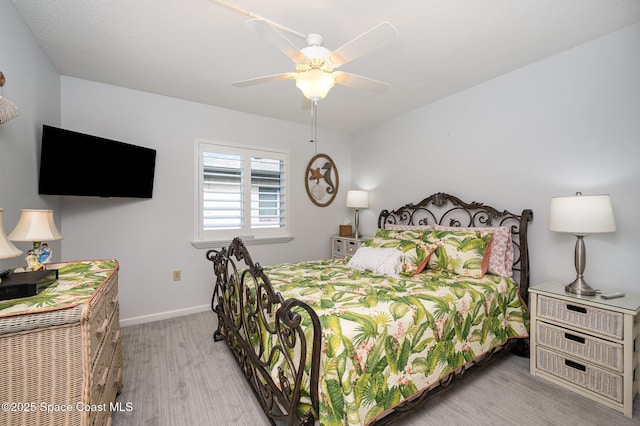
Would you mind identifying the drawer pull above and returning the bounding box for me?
[564,333,585,344]
[111,295,118,304]
[97,318,109,334]
[566,304,587,314]
[112,330,121,344]
[116,367,123,385]
[564,359,586,372]
[98,368,109,387]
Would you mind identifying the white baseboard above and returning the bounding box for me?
[120,304,211,327]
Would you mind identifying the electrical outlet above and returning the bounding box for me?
[172,270,181,281]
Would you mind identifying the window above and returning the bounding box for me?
[195,140,290,246]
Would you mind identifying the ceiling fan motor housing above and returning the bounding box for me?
[298,44,334,72]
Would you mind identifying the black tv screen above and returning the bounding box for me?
[39,125,156,198]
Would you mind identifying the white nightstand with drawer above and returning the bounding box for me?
[529,281,640,418]
[331,235,366,259]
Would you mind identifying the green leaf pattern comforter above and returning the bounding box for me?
[261,258,529,425]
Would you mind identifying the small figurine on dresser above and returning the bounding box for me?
[38,243,52,264]
[19,243,52,272]
[24,250,43,271]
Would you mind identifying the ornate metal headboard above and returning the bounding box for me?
[378,192,534,304]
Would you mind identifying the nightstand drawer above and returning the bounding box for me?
[536,321,623,372]
[345,240,360,256]
[332,238,347,257]
[536,346,623,403]
[537,295,624,339]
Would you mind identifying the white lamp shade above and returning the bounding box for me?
[549,194,616,234]
[0,209,23,259]
[346,190,369,209]
[8,209,63,242]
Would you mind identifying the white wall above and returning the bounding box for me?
[352,23,640,295]
[6,4,638,322]
[0,2,61,270]
[59,78,352,324]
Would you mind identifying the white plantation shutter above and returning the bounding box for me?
[197,141,289,242]
[251,157,285,229]
[202,152,243,230]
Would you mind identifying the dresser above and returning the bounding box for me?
[529,281,640,418]
[331,235,366,259]
[0,259,122,426]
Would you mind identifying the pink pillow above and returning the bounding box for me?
[434,225,513,277]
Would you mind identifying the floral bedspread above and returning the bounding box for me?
[0,259,118,318]
[262,258,529,426]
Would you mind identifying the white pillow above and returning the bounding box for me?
[347,247,404,277]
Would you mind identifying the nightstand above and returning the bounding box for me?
[331,235,367,259]
[529,281,640,418]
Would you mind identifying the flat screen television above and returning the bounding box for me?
[38,125,157,198]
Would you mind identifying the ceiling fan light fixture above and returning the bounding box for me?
[295,69,336,101]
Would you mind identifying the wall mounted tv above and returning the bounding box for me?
[38,125,157,198]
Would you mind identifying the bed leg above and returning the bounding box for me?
[510,338,529,358]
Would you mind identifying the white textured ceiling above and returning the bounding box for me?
[11,0,640,133]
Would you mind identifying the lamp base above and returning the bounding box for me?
[565,277,596,296]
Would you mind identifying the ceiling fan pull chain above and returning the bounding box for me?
[310,99,318,145]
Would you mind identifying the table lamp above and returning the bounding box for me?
[0,209,23,282]
[9,209,63,269]
[549,192,616,296]
[346,190,369,239]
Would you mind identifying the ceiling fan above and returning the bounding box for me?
[232,19,399,102]
[211,0,397,100]
[210,0,398,142]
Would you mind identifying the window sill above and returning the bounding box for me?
[191,235,294,249]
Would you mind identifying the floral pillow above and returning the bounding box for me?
[364,230,438,276]
[434,225,513,277]
[374,228,424,240]
[424,230,494,278]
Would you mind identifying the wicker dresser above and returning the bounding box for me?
[530,281,640,418]
[0,259,122,426]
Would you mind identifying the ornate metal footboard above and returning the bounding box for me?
[207,238,321,425]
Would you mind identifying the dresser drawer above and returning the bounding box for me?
[536,346,623,403]
[536,321,623,372]
[537,295,624,339]
[86,304,109,369]
[106,270,119,311]
[86,306,121,425]
[90,342,122,426]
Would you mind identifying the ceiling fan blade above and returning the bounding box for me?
[330,22,398,67]
[334,72,389,93]
[232,73,297,87]
[245,19,306,62]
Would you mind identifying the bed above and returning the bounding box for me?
[207,192,533,425]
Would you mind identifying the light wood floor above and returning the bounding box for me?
[112,311,640,425]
